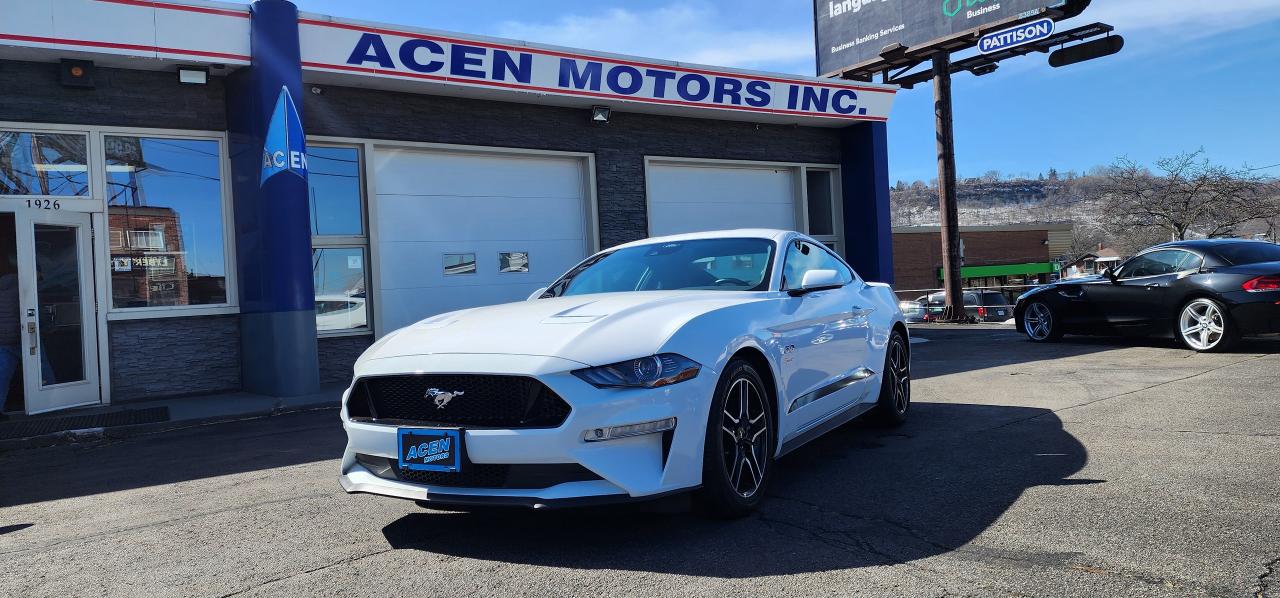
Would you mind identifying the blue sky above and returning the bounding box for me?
[292,0,1280,184]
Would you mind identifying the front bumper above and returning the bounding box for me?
[339,353,717,507]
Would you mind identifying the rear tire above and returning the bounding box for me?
[696,359,775,519]
[1022,301,1063,342]
[871,330,911,426]
[1176,297,1239,353]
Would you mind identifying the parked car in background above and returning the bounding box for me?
[975,290,1013,322]
[920,290,1011,323]
[1015,239,1280,352]
[899,300,926,323]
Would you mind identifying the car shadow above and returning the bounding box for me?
[381,402,1090,577]
[908,326,1126,380]
[906,326,1280,381]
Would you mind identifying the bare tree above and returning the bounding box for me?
[1253,181,1280,241]
[1100,150,1271,241]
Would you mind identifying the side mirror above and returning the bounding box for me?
[1102,268,1119,283]
[789,269,843,296]
[527,287,548,301]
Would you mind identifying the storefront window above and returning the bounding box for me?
[309,145,370,334]
[806,170,834,236]
[804,168,841,255]
[313,248,368,331]
[308,146,364,236]
[105,136,228,308]
[0,131,89,196]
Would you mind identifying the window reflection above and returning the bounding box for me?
[105,137,227,308]
[444,253,477,275]
[0,132,89,197]
[313,248,367,331]
[308,146,364,236]
[499,252,529,273]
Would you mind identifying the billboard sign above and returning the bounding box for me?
[815,0,1060,76]
[978,18,1055,54]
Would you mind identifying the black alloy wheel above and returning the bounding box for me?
[1022,301,1063,342]
[698,359,774,518]
[873,330,911,426]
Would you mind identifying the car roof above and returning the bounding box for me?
[1152,239,1273,251]
[607,229,795,251]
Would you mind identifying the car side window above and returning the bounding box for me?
[1168,250,1203,272]
[1117,250,1202,279]
[782,240,853,290]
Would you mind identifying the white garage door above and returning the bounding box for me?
[372,148,590,333]
[647,161,797,237]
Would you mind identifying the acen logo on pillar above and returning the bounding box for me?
[260,86,308,186]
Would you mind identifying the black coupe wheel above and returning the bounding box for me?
[872,330,911,426]
[697,359,774,518]
[1022,301,1063,342]
[1177,297,1238,353]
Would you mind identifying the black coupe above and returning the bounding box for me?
[1014,240,1280,352]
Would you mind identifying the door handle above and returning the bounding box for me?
[852,305,875,316]
[26,321,36,356]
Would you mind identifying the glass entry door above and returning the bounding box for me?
[16,210,100,414]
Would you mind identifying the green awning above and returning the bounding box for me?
[938,262,1059,279]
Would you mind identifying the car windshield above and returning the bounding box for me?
[546,237,776,297]
[1212,242,1280,266]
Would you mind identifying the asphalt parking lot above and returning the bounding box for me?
[2,326,1278,597]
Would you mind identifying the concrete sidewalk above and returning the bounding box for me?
[0,385,344,453]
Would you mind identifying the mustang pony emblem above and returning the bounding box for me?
[425,388,464,409]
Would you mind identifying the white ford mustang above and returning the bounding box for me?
[339,229,911,516]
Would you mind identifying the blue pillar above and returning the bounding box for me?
[840,122,894,284]
[225,0,319,396]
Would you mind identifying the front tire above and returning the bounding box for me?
[1177,297,1238,353]
[871,329,911,426]
[1022,301,1063,342]
[696,359,774,519]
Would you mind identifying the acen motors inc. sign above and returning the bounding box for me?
[298,20,896,122]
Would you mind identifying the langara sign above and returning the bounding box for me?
[299,19,896,123]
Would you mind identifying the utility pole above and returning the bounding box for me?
[932,51,964,321]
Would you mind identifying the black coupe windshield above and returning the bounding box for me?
[547,238,776,297]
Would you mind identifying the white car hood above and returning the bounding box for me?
[363,291,766,367]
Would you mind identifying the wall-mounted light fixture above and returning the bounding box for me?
[60,59,95,88]
[590,105,611,125]
[177,66,208,85]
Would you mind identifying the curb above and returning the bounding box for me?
[0,401,339,455]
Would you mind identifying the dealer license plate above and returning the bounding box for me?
[397,428,462,472]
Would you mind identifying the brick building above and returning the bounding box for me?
[892,223,1074,296]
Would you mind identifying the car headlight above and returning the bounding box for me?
[572,353,701,388]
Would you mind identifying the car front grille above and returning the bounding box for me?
[347,374,571,429]
[355,454,601,489]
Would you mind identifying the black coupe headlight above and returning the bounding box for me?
[572,353,701,389]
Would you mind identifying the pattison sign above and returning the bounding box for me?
[299,19,896,123]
